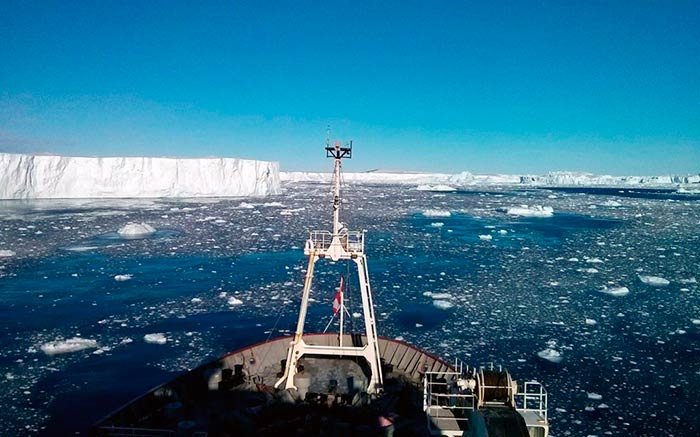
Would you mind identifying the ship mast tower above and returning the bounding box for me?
[275,137,384,394]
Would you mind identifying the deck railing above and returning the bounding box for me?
[307,230,364,253]
[514,381,548,421]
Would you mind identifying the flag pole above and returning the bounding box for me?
[339,276,344,347]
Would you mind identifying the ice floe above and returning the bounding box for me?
[504,205,554,218]
[433,300,454,310]
[227,297,243,306]
[118,222,156,237]
[587,392,603,400]
[40,337,98,355]
[114,274,132,281]
[416,184,456,192]
[0,249,15,257]
[638,275,670,286]
[422,209,451,217]
[537,347,563,363]
[598,286,629,296]
[144,333,168,344]
[478,234,493,241]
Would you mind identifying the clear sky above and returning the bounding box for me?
[1,0,698,174]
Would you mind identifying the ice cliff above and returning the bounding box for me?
[0,153,280,199]
[282,170,699,187]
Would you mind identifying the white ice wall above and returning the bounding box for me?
[0,153,280,199]
[282,170,699,187]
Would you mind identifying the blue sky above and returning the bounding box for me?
[1,0,698,174]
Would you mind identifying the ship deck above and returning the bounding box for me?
[93,334,454,436]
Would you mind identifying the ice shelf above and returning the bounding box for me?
[0,153,280,199]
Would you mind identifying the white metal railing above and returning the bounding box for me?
[514,381,548,422]
[307,230,364,253]
[423,371,476,435]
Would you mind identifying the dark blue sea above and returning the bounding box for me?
[1,184,699,436]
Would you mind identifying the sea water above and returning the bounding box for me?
[0,184,699,435]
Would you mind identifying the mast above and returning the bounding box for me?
[275,136,384,394]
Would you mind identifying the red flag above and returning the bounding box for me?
[333,276,345,316]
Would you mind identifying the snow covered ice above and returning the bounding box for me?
[40,337,98,355]
[638,274,670,286]
[0,152,280,199]
[144,333,168,344]
[0,178,699,435]
[118,222,156,237]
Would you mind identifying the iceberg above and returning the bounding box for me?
[281,169,699,187]
[0,153,280,199]
[0,250,16,257]
[118,222,156,237]
[41,337,98,355]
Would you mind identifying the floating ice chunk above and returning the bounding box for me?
[498,229,508,235]
[218,291,227,298]
[577,268,599,274]
[504,205,553,218]
[118,222,156,237]
[587,392,603,400]
[422,291,433,297]
[537,348,562,363]
[638,275,670,286]
[598,286,629,297]
[114,274,132,281]
[433,300,454,310]
[0,249,16,257]
[120,337,133,344]
[603,200,622,207]
[415,323,423,328]
[191,297,202,303]
[431,293,453,299]
[416,184,456,192]
[41,337,98,355]
[422,209,451,217]
[585,318,597,325]
[479,234,493,241]
[227,297,243,306]
[144,333,168,344]
[352,312,362,318]
[586,257,604,264]
[430,222,444,228]
[235,202,255,209]
[691,319,700,325]
[679,277,697,284]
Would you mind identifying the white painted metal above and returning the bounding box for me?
[275,141,384,394]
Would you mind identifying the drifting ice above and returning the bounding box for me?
[0,250,15,257]
[422,209,451,217]
[114,274,132,281]
[0,153,280,199]
[638,275,670,286]
[118,222,156,237]
[144,333,168,344]
[537,348,563,363]
[41,337,98,355]
[598,286,630,297]
[505,205,554,218]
